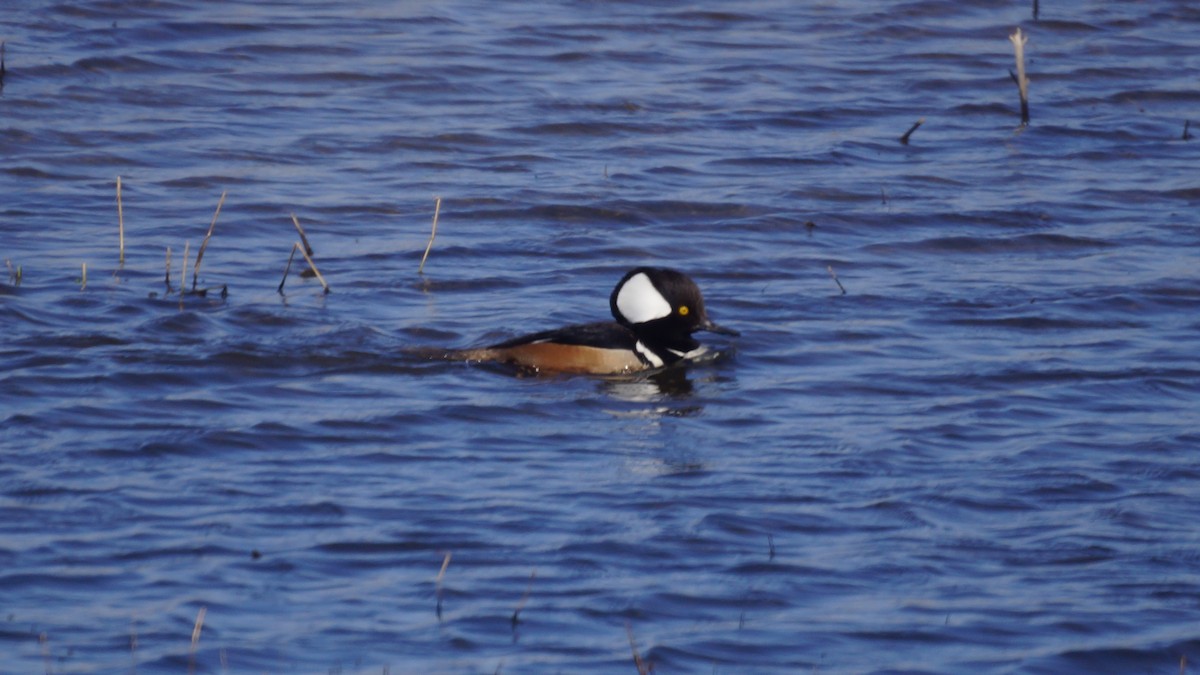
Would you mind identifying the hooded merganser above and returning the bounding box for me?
[449,267,738,375]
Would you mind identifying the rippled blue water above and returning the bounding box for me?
[3,1,1199,672]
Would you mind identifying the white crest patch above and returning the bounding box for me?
[616,272,671,324]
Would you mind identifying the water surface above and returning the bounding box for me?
[2,1,1199,672]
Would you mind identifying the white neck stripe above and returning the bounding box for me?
[635,340,665,368]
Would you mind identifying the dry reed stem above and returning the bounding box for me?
[192,190,226,291]
[188,606,206,675]
[1009,28,1030,125]
[39,632,50,674]
[290,213,314,256]
[418,196,441,275]
[295,242,330,294]
[626,622,650,675]
[435,551,452,620]
[827,264,847,295]
[130,617,138,672]
[899,118,925,145]
[180,242,190,309]
[116,176,125,266]
[278,242,299,294]
[511,569,537,627]
[165,246,172,289]
[81,262,87,291]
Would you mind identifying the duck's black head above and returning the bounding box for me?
[608,267,738,366]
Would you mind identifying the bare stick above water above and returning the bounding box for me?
[418,196,442,275]
[290,213,314,256]
[626,623,650,675]
[81,262,87,290]
[511,569,537,628]
[165,246,173,290]
[1009,28,1031,126]
[296,242,330,294]
[899,118,925,145]
[192,190,226,291]
[435,551,452,620]
[1184,120,1193,141]
[187,606,206,675]
[116,176,125,265]
[827,264,847,295]
[180,242,190,309]
[276,241,297,294]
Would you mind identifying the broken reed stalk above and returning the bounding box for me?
[165,246,173,289]
[827,264,847,295]
[39,632,50,674]
[1184,120,1193,141]
[192,190,226,291]
[418,196,441,275]
[899,118,925,145]
[179,242,190,310]
[290,213,314,256]
[117,176,125,266]
[435,552,452,620]
[626,623,650,675]
[277,243,298,294]
[81,262,88,290]
[511,570,537,628]
[1009,28,1030,126]
[295,242,329,294]
[187,606,207,675]
[130,617,138,670]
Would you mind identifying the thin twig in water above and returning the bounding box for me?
[165,246,172,291]
[418,196,442,275]
[626,623,650,675]
[899,118,925,145]
[39,632,50,675]
[117,176,125,266]
[129,616,138,672]
[1009,28,1030,126]
[192,190,226,291]
[278,242,298,294]
[81,262,87,291]
[767,533,776,560]
[511,570,537,628]
[290,213,314,256]
[1183,120,1193,141]
[179,242,190,309]
[827,264,847,295]
[435,552,452,621]
[295,242,329,294]
[188,606,206,675]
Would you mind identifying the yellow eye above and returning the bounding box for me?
[678,305,689,316]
